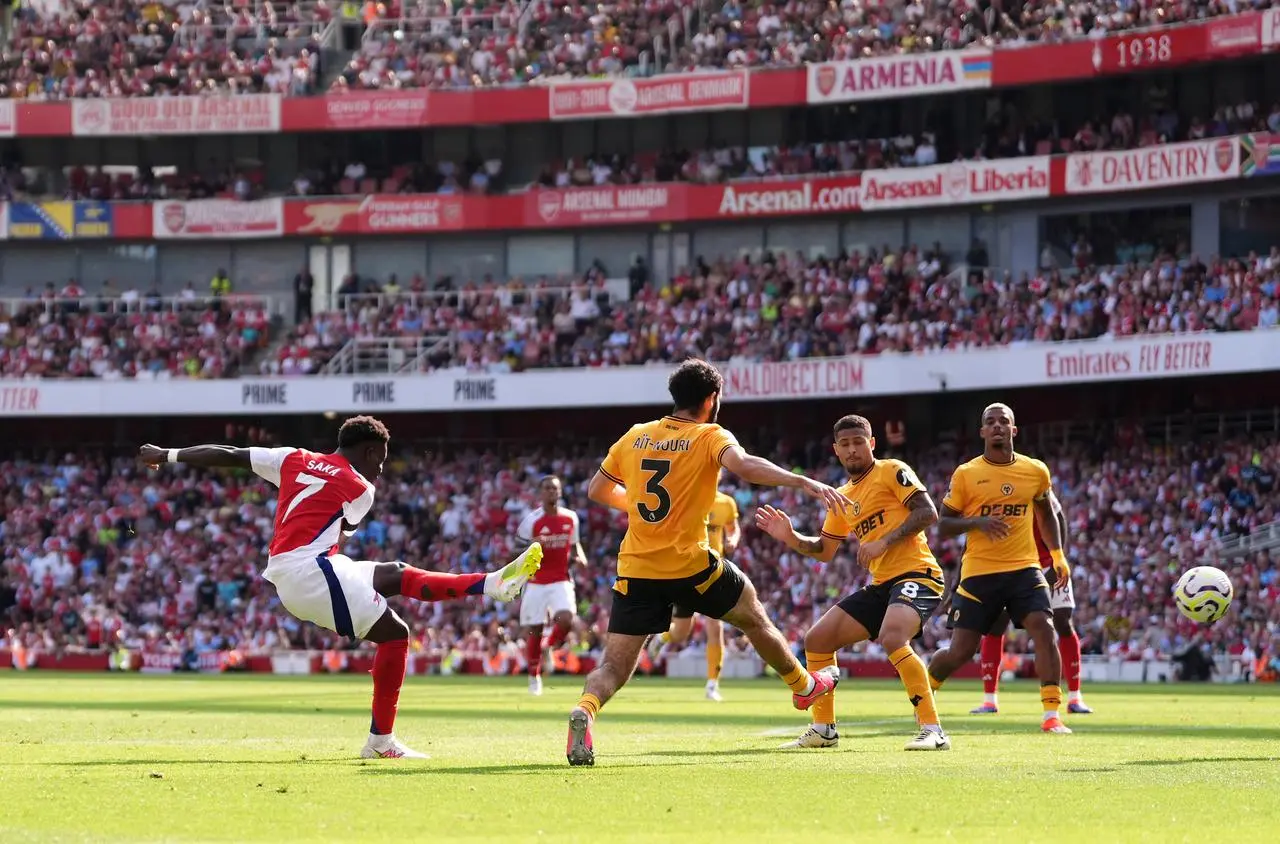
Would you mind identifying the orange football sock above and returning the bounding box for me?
[782,664,813,695]
[1040,683,1062,719]
[706,642,723,682]
[576,693,601,720]
[805,651,837,725]
[890,645,940,727]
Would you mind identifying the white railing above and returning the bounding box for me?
[0,293,279,317]
[1213,520,1280,560]
[334,280,631,312]
[320,335,457,374]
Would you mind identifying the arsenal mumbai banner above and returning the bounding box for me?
[550,71,748,120]
[526,185,675,226]
[1063,137,1240,194]
[153,198,284,239]
[807,50,991,104]
[72,95,281,136]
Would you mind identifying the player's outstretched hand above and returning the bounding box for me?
[975,517,1011,540]
[799,476,853,514]
[755,505,796,543]
[138,444,167,467]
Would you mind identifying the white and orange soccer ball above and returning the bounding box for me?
[1173,566,1234,624]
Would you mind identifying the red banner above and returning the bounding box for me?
[305,90,431,130]
[2,16,1272,137]
[550,71,749,119]
[285,195,472,235]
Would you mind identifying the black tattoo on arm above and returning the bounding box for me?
[794,534,826,557]
[883,492,938,546]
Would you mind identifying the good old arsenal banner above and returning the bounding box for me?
[71,95,281,136]
[3,15,1273,136]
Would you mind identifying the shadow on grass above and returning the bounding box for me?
[361,747,790,776]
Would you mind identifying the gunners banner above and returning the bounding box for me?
[807,51,992,104]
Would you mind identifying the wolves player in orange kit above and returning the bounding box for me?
[926,403,1073,734]
[517,475,586,696]
[138,416,543,759]
[758,415,950,751]
[972,499,1093,715]
[648,482,741,701]
[566,359,849,766]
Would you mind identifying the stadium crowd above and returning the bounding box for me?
[1,428,1277,679]
[0,0,1272,97]
[266,247,1280,375]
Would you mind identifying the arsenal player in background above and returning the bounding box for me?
[517,476,586,696]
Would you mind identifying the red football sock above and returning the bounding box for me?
[1059,630,1082,693]
[400,567,485,601]
[543,622,570,650]
[370,638,408,736]
[526,630,544,677]
[980,634,1004,695]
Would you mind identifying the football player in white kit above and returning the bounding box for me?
[139,416,543,759]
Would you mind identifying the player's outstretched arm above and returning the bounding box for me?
[936,503,1010,539]
[720,446,850,513]
[138,443,251,470]
[587,470,628,513]
[755,505,840,564]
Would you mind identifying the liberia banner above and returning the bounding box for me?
[286,195,470,235]
[152,198,283,239]
[1063,137,1239,194]
[550,71,748,120]
[71,95,281,136]
[859,157,1051,211]
[807,50,991,104]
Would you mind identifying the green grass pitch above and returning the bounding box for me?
[2,673,1279,843]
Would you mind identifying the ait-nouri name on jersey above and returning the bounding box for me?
[250,446,375,563]
[516,506,579,584]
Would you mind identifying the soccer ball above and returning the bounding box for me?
[1173,566,1233,623]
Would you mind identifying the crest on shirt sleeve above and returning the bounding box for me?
[896,466,920,488]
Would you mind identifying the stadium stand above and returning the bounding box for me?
[2,1,1273,96]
